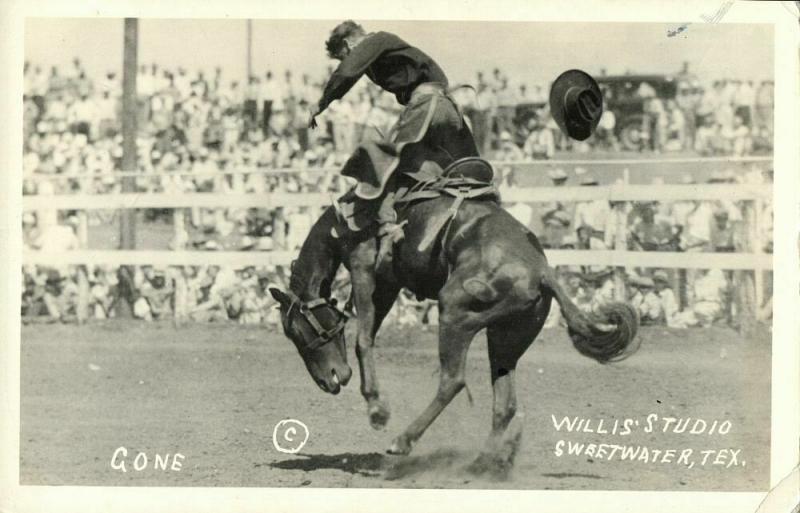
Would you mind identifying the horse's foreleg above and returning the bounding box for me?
[388,279,480,455]
[387,320,477,455]
[350,250,400,430]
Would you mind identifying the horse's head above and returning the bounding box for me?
[269,288,352,394]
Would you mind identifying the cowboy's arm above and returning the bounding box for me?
[316,32,391,115]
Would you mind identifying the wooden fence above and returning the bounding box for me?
[21,158,773,324]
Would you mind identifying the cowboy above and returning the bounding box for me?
[308,20,480,270]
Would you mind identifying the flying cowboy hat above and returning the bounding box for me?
[549,69,603,141]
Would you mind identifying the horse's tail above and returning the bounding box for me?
[540,267,640,363]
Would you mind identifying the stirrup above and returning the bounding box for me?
[379,220,408,243]
[375,221,407,272]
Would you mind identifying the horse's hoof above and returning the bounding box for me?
[386,436,412,456]
[368,402,390,430]
[466,453,512,480]
[465,453,493,475]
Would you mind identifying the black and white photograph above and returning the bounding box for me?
[1,1,799,512]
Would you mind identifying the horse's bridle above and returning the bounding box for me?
[284,289,348,351]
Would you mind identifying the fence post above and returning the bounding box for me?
[273,207,286,250]
[116,18,138,320]
[753,198,765,320]
[735,199,757,335]
[613,202,628,301]
[76,265,90,325]
[172,208,186,250]
[77,211,89,249]
[173,267,188,327]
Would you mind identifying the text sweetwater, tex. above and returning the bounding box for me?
[550,414,746,469]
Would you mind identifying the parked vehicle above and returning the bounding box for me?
[596,74,678,150]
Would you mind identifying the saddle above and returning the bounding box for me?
[395,157,499,252]
[443,156,495,182]
[398,157,497,203]
[331,157,498,248]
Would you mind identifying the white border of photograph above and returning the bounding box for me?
[1,1,797,512]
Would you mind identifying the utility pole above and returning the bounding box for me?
[116,17,139,319]
[121,18,138,250]
[246,19,253,81]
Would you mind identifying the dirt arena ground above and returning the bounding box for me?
[19,321,771,491]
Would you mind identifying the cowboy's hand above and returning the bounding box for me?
[308,109,319,129]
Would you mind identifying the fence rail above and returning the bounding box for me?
[22,248,773,271]
[20,156,773,181]
[22,184,772,211]
[20,158,773,323]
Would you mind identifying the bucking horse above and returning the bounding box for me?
[268,70,640,471]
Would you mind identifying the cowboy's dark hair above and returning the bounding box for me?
[325,20,365,58]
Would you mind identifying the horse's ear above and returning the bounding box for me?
[269,288,291,308]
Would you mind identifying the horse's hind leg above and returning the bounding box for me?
[468,295,551,476]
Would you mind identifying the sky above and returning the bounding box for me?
[24,18,774,86]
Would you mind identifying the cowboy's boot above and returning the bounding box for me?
[375,192,406,274]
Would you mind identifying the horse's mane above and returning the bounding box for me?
[288,206,341,299]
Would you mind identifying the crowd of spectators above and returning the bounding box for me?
[21,58,774,328]
[499,163,773,329]
[23,60,775,191]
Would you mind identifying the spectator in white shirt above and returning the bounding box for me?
[494,131,524,162]
[715,101,734,133]
[590,270,616,313]
[174,68,192,100]
[665,100,686,151]
[67,94,97,140]
[680,200,713,252]
[643,96,666,152]
[283,70,296,102]
[722,115,752,156]
[495,77,518,136]
[260,71,282,134]
[34,223,80,253]
[191,70,209,99]
[522,117,555,159]
[517,84,529,103]
[139,64,154,97]
[475,80,497,153]
[677,268,728,327]
[733,80,755,126]
[754,80,773,131]
[653,270,681,327]
[572,173,611,244]
[96,90,118,138]
[328,99,356,153]
[34,179,58,228]
[45,93,68,127]
[100,72,119,98]
[629,275,662,324]
[594,109,619,151]
[693,116,720,155]
[286,206,315,250]
[720,80,737,106]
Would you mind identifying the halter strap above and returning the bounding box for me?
[285,290,347,351]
